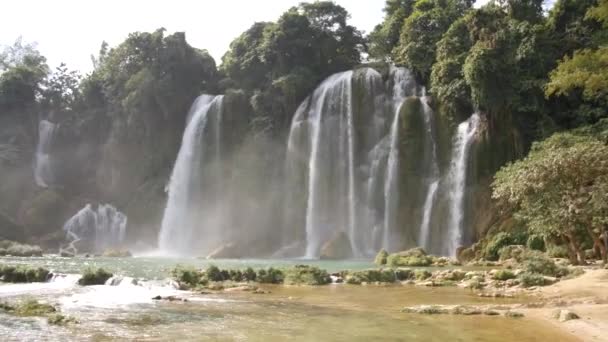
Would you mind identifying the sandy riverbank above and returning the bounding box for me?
[523,268,608,342]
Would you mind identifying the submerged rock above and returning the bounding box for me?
[552,309,580,322]
[206,242,242,259]
[319,232,353,260]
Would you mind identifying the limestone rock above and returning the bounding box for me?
[319,232,353,260]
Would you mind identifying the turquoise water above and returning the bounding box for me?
[0,256,576,341]
[0,256,376,279]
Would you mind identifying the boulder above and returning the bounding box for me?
[319,232,353,260]
[552,309,580,322]
[206,242,242,259]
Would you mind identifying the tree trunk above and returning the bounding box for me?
[564,235,579,265]
[585,225,607,265]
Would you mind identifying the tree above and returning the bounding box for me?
[368,0,417,60]
[492,130,608,264]
[393,0,473,82]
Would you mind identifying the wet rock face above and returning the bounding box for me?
[319,232,353,260]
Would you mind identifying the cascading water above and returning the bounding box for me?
[284,67,420,258]
[445,113,480,256]
[34,119,57,187]
[418,94,440,250]
[158,94,224,255]
[62,203,127,253]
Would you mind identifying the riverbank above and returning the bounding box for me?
[523,268,608,342]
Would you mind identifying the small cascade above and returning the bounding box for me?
[34,119,57,187]
[158,94,224,255]
[418,94,440,250]
[445,113,480,256]
[62,203,127,253]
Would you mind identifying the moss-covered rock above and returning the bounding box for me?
[319,232,353,260]
[374,249,389,266]
[284,265,331,285]
[78,268,113,286]
[0,240,43,257]
[0,265,50,283]
[492,269,516,281]
[47,313,79,325]
[344,269,396,284]
[102,249,132,257]
[387,253,433,267]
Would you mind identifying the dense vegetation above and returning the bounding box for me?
[0,0,607,262]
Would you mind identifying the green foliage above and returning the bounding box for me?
[520,251,560,276]
[78,268,113,286]
[256,267,284,284]
[284,265,331,285]
[368,0,416,60]
[205,265,224,282]
[345,269,396,284]
[394,0,473,82]
[526,234,546,251]
[415,269,432,280]
[492,269,516,281]
[518,272,546,287]
[0,265,49,283]
[387,254,433,267]
[171,266,202,288]
[492,131,608,264]
[482,231,527,261]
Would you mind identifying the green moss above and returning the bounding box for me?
[284,265,331,285]
[492,270,516,281]
[78,268,113,286]
[13,299,56,316]
[345,269,397,284]
[0,240,43,257]
[0,265,50,283]
[394,268,415,281]
[387,254,433,267]
[414,269,432,280]
[47,313,79,325]
[374,249,388,266]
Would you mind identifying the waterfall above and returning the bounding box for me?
[284,67,418,258]
[382,67,415,252]
[62,203,127,253]
[445,113,480,256]
[418,95,440,249]
[158,94,224,255]
[34,119,57,187]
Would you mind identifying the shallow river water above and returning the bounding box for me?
[0,256,575,341]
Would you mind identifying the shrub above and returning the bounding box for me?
[387,254,433,267]
[205,265,224,282]
[243,267,256,281]
[228,269,243,282]
[520,251,559,276]
[518,272,546,287]
[171,266,202,288]
[482,232,515,261]
[345,269,397,284]
[492,270,516,281]
[394,268,414,281]
[374,249,388,265]
[526,235,545,251]
[547,245,569,258]
[78,268,113,286]
[0,265,50,283]
[284,265,331,285]
[256,267,284,284]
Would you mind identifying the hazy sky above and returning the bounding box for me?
[1,0,494,74]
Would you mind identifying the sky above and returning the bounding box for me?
[0,0,387,73]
